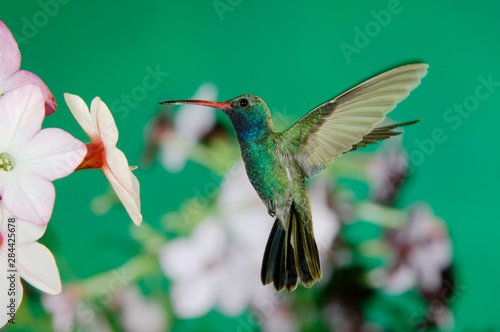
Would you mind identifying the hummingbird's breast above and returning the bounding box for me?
[239,134,293,212]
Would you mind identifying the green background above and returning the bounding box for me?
[2,0,499,330]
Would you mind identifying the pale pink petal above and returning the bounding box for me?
[41,292,78,332]
[0,201,9,236]
[218,272,249,315]
[64,93,99,140]
[18,220,46,244]
[384,264,416,294]
[0,172,55,225]
[0,85,44,152]
[159,239,205,280]
[310,180,340,254]
[171,276,217,318]
[105,148,135,193]
[102,149,141,225]
[16,128,86,181]
[160,137,189,173]
[0,204,45,244]
[192,219,227,263]
[0,258,23,328]
[0,20,21,82]
[17,242,61,294]
[119,287,167,332]
[4,70,56,115]
[261,305,298,332]
[92,97,118,149]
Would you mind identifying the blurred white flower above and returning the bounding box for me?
[41,289,79,332]
[308,178,341,260]
[65,93,142,226]
[117,286,168,332]
[260,304,298,332]
[368,142,408,205]
[159,83,217,172]
[159,165,271,318]
[0,202,62,328]
[159,163,340,318]
[383,204,453,294]
[42,288,114,332]
[0,20,56,115]
[0,85,86,225]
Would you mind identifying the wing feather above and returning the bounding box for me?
[279,63,428,178]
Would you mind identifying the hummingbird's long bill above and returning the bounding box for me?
[159,99,231,110]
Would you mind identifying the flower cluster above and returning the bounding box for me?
[0,21,142,328]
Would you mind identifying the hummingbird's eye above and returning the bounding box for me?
[238,98,249,108]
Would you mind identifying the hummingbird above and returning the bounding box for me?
[160,63,428,291]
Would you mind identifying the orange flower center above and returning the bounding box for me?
[75,142,106,171]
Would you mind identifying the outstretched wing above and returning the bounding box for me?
[279,63,428,178]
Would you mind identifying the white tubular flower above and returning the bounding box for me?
[64,93,142,226]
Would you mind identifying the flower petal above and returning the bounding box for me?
[0,203,46,244]
[41,291,78,332]
[0,20,21,83]
[171,275,217,319]
[0,201,9,237]
[0,258,23,328]
[119,286,168,332]
[4,70,56,116]
[17,242,61,294]
[0,172,55,225]
[0,85,44,153]
[92,97,118,149]
[160,136,190,173]
[16,128,86,181]
[102,149,141,225]
[159,238,205,281]
[64,93,99,140]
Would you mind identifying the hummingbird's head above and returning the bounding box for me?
[160,94,275,141]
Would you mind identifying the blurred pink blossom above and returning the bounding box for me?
[368,142,408,205]
[384,204,453,294]
[159,163,340,318]
[117,286,168,332]
[42,288,113,332]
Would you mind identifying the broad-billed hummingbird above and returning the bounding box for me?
[160,63,428,291]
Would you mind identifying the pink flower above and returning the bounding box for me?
[117,286,168,332]
[368,142,408,205]
[383,204,453,294]
[0,202,62,328]
[0,85,86,225]
[64,93,142,226]
[0,20,56,115]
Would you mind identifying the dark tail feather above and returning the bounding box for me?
[349,119,422,151]
[261,203,321,291]
[261,219,282,286]
[291,203,321,287]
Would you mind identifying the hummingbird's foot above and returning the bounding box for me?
[267,208,276,218]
